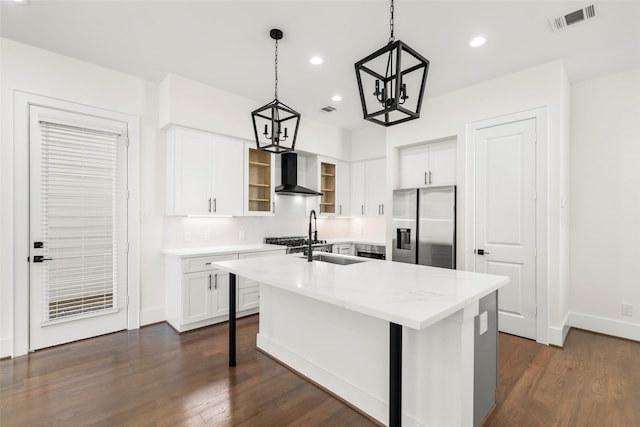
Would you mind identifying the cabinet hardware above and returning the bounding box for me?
[429,171,432,185]
[424,171,427,185]
[361,205,364,215]
[378,204,381,215]
[208,198,212,213]
[208,273,212,290]
[381,204,384,215]
[205,262,213,266]
[272,202,275,213]
[214,273,218,289]
[339,205,342,215]
[213,198,217,213]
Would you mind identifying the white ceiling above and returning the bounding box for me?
[2,1,639,131]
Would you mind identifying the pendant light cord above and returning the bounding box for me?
[389,0,395,43]
[274,38,279,100]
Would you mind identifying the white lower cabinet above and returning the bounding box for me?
[166,253,236,332]
[165,248,286,332]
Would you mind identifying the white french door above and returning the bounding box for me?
[29,106,129,351]
[474,118,537,340]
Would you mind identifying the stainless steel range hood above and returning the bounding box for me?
[275,153,323,196]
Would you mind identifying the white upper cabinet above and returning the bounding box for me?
[336,161,350,216]
[365,158,386,216]
[166,126,243,216]
[351,158,386,217]
[350,161,366,216]
[244,142,275,216]
[398,139,456,189]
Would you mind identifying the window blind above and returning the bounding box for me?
[39,121,126,323]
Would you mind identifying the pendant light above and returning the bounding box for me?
[252,29,301,153]
[355,0,430,127]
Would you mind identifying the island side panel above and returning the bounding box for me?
[257,285,390,422]
[257,284,483,427]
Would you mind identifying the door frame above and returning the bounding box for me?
[465,107,548,344]
[12,91,140,357]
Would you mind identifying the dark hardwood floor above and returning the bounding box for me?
[1,315,638,426]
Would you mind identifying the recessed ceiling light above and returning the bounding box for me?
[331,95,342,102]
[469,36,486,47]
[310,56,323,65]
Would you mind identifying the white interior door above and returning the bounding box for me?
[29,106,129,351]
[474,118,537,340]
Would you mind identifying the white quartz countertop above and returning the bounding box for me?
[327,238,386,246]
[214,254,509,330]
[163,244,285,257]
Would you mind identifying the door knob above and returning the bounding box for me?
[33,256,53,262]
[474,249,490,255]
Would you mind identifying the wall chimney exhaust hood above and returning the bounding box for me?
[275,153,323,197]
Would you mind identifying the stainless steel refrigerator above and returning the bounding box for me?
[392,185,456,268]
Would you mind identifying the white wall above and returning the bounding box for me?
[385,61,572,344]
[0,41,375,356]
[350,126,386,161]
[159,74,351,160]
[0,38,163,355]
[569,68,640,340]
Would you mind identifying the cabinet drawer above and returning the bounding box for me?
[182,253,238,273]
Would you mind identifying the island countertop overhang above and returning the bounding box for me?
[213,254,509,330]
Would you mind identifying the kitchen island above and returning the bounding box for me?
[214,253,509,427]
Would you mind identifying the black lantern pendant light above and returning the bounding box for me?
[252,29,301,153]
[355,0,430,127]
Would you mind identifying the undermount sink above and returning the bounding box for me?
[303,253,367,265]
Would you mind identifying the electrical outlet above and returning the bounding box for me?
[621,304,633,317]
[479,311,488,335]
[183,231,191,242]
[204,231,211,241]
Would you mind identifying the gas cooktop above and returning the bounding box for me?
[265,236,333,254]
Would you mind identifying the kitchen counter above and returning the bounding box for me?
[214,254,508,426]
[162,243,284,257]
[214,253,506,330]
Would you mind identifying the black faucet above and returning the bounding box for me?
[308,209,317,262]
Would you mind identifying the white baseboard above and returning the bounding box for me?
[0,336,12,359]
[140,306,166,326]
[548,312,572,347]
[567,312,640,342]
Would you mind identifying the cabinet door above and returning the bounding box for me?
[211,271,230,317]
[182,271,213,324]
[398,145,428,188]
[170,128,214,215]
[336,161,350,216]
[212,136,244,216]
[427,140,457,186]
[350,161,366,216]
[238,286,260,311]
[365,158,386,216]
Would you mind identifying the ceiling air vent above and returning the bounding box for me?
[321,106,336,112]
[549,4,597,32]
